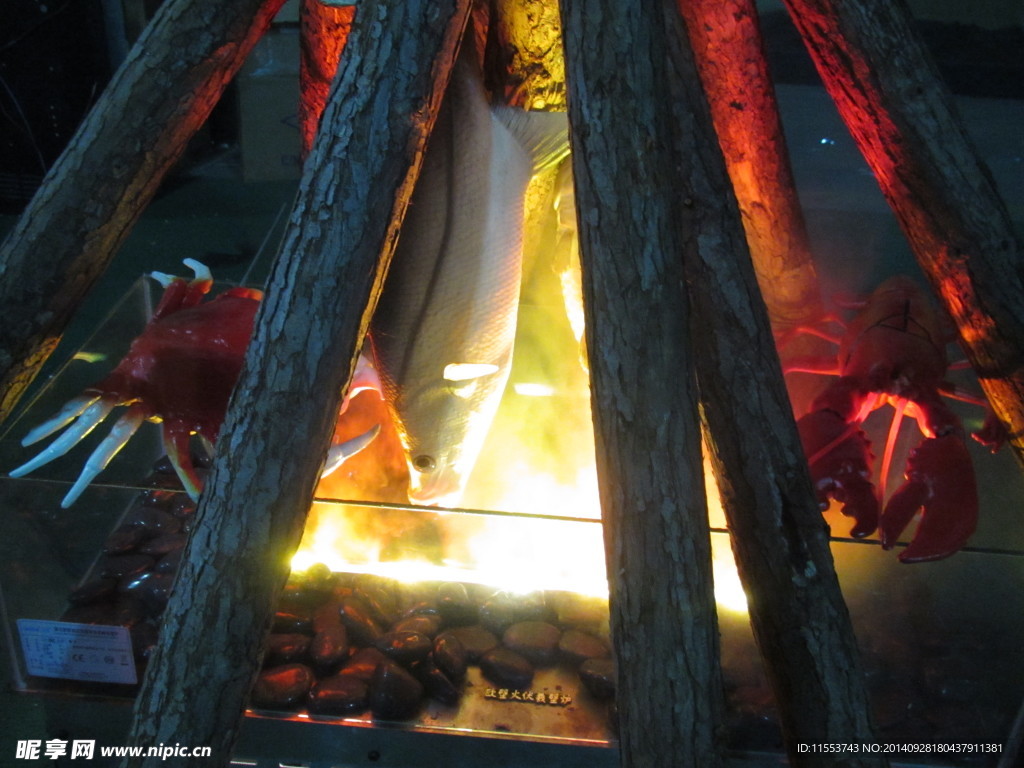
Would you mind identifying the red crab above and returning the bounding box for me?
[10,260,379,506]
[779,275,1004,563]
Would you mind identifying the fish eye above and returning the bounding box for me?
[412,455,436,472]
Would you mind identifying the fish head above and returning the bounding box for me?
[399,363,504,508]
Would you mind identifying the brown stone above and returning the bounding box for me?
[308,674,369,716]
[432,632,467,681]
[340,647,389,682]
[373,631,433,666]
[369,660,424,720]
[309,626,349,672]
[558,629,610,667]
[479,647,534,689]
[502,621,561,666]
[265,633,311,665]
[340,597,385,645]
[446,625,498,662]
[251,664,315,709]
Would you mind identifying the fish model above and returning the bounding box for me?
[371,52,569,507]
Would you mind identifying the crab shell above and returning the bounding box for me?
[91,285,262,443]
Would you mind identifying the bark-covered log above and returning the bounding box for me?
[121,2,472,766]
[559,2,725,766]
[490,0,566,110]
[298,0,355,157]
[783,0,1024,465]
[678,0,823,333]
[0,0,287,427]
[669,3,885,765]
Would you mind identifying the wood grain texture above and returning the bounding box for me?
[679,0,823,333]
[298,0,355,157]
[784,0,1024,466]
[0,0,288,426]
[122,2,472,765]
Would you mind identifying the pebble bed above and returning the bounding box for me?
[57,457,617,738]
[52,457,1016,762]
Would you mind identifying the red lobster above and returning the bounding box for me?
[10,260,380,506]
[780,275,1002,563]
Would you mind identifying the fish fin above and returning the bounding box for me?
[494,107,570,175]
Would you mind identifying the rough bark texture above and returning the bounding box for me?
[783,0,1024,465]
[560,2,725,766]
[669,3,885,765]
[488,0,565,110]
[121,2,472,766]
[298,0,355,157]
[0,0,288,428]
[679,0,823,333]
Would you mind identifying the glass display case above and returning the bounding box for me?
[2,272,1023,768]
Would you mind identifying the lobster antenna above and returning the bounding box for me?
[879,399,908,501]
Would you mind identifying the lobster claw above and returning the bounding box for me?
[880,432,977,563]
[797,409,879,538]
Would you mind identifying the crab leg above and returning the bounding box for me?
[19,394,101,447]
[9,398,116,478]
[163,422,204,503]
[61,406,145,508]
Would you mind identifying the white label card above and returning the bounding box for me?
[17,619,137,685]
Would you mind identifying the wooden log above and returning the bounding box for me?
[121,2,472,765]
[782,0,1024,465]
[678,0,823,334]
[669,3,885,765]
[298,0,355,157]
[0,0,288,427]
[559,2,726,766]
[490,0,566,110]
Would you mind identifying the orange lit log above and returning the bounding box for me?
[490,0,566,110]
[666,4,883,765]
[0,0,288,427]
[561,1,726,765]
[678,0,823,332]
[298,0,355,157]
[782,0,1024,465]
[122,1,471,764]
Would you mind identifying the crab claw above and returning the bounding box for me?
[880,432,977,563]
[797,409,880,538]
[322,424,381,478]
[971,407,1008,453]
[340,349,385,416]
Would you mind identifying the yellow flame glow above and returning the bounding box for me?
[291,465,749,614]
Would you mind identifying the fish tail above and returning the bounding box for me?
[494,107,571,175]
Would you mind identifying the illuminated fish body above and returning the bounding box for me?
[372,54,569,507]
